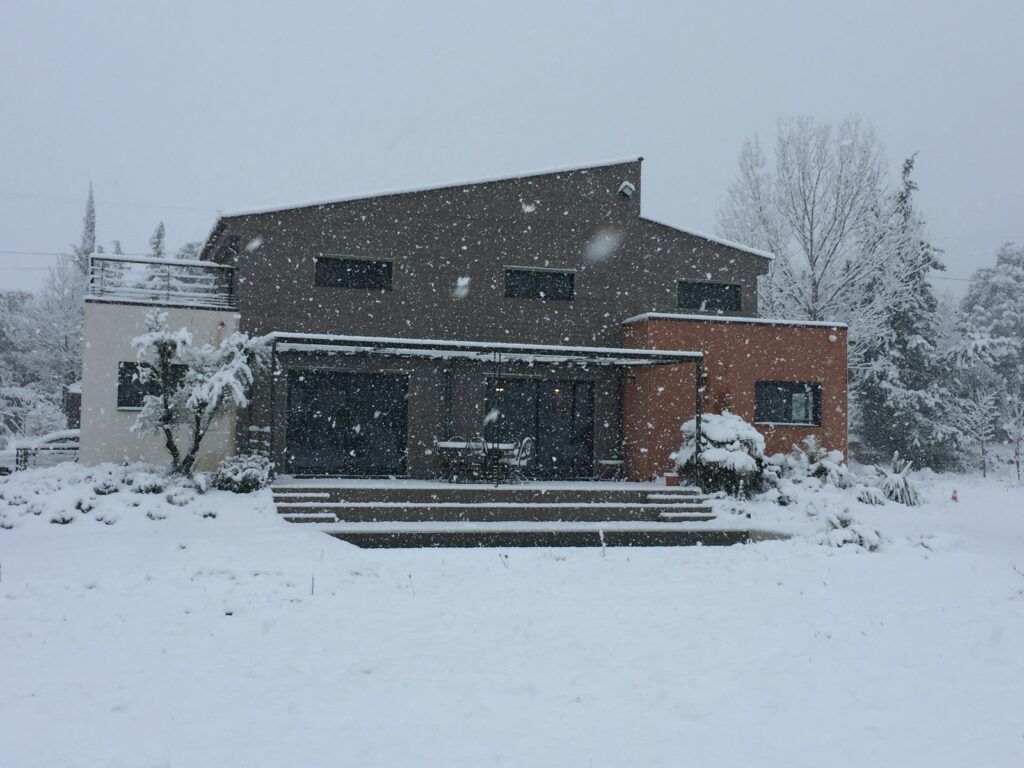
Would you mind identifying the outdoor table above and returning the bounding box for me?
[436,440,517,483]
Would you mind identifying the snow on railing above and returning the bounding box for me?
[87,255,235,309]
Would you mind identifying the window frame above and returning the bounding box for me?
[504,267,576,301]
[117,361,187,411]
[754,380,823,427]
[677,280,742,313]
[314,255,394,291]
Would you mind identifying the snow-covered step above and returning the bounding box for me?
[318,520,772,549]
[275,501,713,523]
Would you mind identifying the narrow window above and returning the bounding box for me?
[315,257,393,290]
[504,268,575,301]
[678,281,742,312]
[754,381,822,426]
[117,362,186,410]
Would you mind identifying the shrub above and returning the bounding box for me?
[785,436,853,488]
[674,411,767,497]
[817,511,881,551]
[876,452,920,506]
[212,453,272,494]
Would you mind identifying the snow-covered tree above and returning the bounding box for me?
[111,240,124,255]
[1003,384,1024,481]
[174,241,203,260]
[956,368,1001,478]
[853,155,955,467]
[130,311,270,475]
[149,222,167,259]
[717,116,930,373]
[70,183,96,274]
[23,255,86,388]
[960,242,1024,382]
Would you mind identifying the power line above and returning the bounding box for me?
[0,190,219,214]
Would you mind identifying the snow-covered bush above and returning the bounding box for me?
[875,452,920,506]
[782,436,853,488]
[817,511,881,551]
[674,411,767,497]
[212,453,272,493]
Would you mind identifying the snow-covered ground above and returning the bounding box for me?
[2,464,1023,767]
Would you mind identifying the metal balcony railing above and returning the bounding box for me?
[87,255,236,309]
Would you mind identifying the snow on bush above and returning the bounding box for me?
[874,452,921,506]
[212,453,272,493]
[674,411,767,497]
[775,436,853,489]
[817,510,882,551]
[0,462,259,530]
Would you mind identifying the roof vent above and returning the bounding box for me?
[618,181,636,199]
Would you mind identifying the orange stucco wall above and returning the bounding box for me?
[621,317,848,481]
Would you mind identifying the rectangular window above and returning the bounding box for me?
[117,362,186,410]
[315,257,393,290]
[505,268,575,301]
[678,281,742,312]
[754,381,822,426]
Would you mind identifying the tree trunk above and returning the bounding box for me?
[981,441,987,479]
[178,412,209,477]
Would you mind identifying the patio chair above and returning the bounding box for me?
[464,435,489,482]
[500,436,534,483]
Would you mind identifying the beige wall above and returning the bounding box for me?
[79,302,240,471]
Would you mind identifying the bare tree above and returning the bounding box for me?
[718,116,930,372]
[1004,384,1024,481]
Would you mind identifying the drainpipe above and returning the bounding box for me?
[694,358,704,489]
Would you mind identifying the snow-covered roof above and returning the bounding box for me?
[269,332,700,366]
[622,312,847,329]
[639,217,775,260]
[219,157,644,218]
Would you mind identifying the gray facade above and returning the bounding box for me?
[202,160,770,476]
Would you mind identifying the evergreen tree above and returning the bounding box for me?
[149,221,166,259]
[174,241,202,260]
[853,156,957,467]
[70,183,96,274]
[960,242,1024,382]
[111,240,124,255]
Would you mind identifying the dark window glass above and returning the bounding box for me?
[678,281,742,312]
[504,269,574,301]
[117,362,186,409]
[315,257,393,290]
[754,381,822,425]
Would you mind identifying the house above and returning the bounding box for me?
[78,159,847,481]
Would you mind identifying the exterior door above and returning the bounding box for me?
[485,378,594,479]
[286,370,408,475]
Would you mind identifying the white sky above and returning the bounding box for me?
[2,0,1021,295]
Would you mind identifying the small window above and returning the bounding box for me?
[117,362,186,410]
[505,268,575,301]
[678,281,742,312]
[755,381,822,426]
[315,257,392,290]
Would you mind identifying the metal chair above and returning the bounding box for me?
[500,436,534,483]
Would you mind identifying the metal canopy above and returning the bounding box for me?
[269,332,701,367]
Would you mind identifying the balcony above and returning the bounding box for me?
[87,255,236,310]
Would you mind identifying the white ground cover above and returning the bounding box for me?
[1,463,1023,767]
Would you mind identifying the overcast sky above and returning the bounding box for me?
[2,0,1021,295]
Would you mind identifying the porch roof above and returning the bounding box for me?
[268,332,700,367]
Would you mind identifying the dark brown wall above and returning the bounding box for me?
[209,161,769,346]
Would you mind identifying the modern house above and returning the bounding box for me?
[78,159,847,482]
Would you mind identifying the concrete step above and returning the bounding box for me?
[275,501,713,523]
[320,522,782,549]
[271,485,704,506]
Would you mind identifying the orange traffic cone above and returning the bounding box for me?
[951,489,958,503]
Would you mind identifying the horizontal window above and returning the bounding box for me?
[754,381,822,426]
[678,281,741,312]
[505,268,575,301]
[315,257,393,290]
[117,362,186,410]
